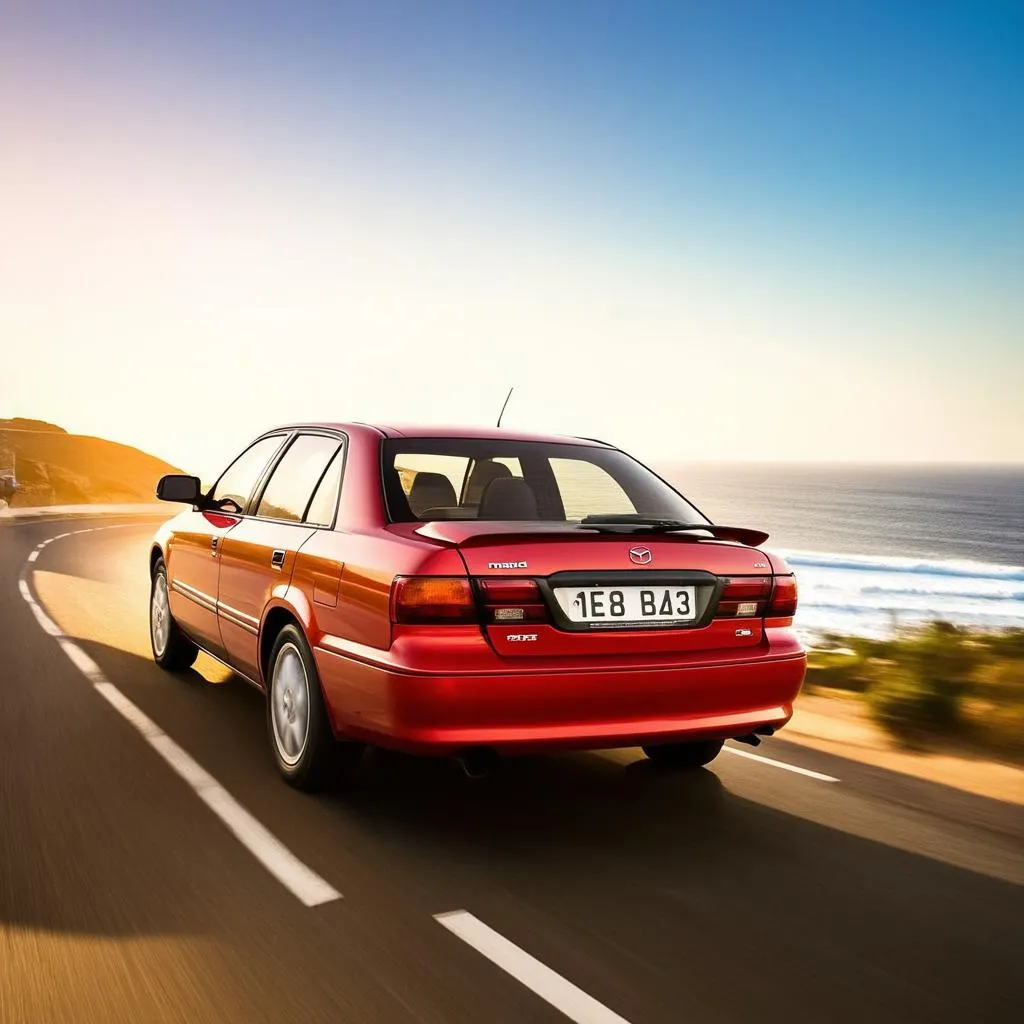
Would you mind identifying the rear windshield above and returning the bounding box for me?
[382,439,709,525]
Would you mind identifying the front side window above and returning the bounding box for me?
[210,435,287,512]
[256,434,342,522]
[382,439,707,525]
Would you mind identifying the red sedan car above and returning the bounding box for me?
[151,423,806,789]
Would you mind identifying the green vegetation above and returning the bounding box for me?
[807,623,1024,761]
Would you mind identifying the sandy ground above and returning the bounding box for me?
[784,690,1024,806]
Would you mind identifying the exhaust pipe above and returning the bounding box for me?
[457,747,499,779]
[733,724,776,748]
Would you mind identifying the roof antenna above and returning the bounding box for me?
[496,386,514,428]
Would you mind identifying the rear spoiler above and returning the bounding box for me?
[411,521,769,548]
[696,525,770,546]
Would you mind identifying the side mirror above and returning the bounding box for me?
[156,474,203,505]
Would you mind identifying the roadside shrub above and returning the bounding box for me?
[963,658,1024,759]
[863,622,979,747]
[811,624,1024,759]
[980,631,1024,661]
[804,651,871,692]
[867,668,961,747]
[805,632,897,693]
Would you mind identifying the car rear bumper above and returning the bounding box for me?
[315,635,807,756]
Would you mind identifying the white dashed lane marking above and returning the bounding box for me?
[435,910,633,1024]
[19,525,342,908]
[723,743,840,782]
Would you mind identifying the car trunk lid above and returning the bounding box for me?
[411,521,773,658]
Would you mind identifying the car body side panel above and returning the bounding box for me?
[163,509,240,656]
[335,425,388,530]
[307,535,470,729]
[255,585,316,688]
[337,536,467,645]
[217,519,316,680]
[292,534,345,611]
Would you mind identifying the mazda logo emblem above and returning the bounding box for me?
[628,546,652,565]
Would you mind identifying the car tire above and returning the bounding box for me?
[266,624,363,792]
[642,738,724,769]
[150,557,199,670]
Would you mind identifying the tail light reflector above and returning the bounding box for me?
[391,577,476,624]
[716,576,771,618]
[479,578,549,624]
[768,575,798,617]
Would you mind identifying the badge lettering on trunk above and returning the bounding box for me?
[488,561,528,569]
[507,633,538,642]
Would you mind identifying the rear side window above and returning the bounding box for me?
[256,434,342,522]
[304,445,345,527]
[210,435,286,512]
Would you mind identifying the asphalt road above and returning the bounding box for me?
[2,514,1022,1024]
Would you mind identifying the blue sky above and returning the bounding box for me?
[2,0,1022,472]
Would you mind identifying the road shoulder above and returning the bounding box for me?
[785,692,1024,806]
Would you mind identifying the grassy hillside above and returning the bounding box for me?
[0,419,183,506]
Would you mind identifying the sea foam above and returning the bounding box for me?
[778,549,1024,639]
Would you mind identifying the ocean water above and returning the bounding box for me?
[656,463,1024,638]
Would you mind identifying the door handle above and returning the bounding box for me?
[271,549,286,571]
[211,536,219,557]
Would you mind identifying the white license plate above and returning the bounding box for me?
[553,585,697,625]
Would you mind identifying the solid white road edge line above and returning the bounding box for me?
[19,526,341,908]
[723,743,840,782]
[435,910,632,1024]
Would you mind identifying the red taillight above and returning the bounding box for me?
[716,576,771,618]
[478,579,539,603]
[716,575,798,618]
[391,577,477,624]
[768,575,798,617]
[479,578,549,624]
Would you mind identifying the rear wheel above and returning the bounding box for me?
[267,624,362,791]
[150,558,199,670]
[642,738,724,769]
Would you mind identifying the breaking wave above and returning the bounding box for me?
[778,549,1024,639]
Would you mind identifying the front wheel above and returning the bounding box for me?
[267,624,362,791]
[642,738,724,769]
[150,558,199,670]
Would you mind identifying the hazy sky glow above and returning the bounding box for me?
[2,0,1022,477]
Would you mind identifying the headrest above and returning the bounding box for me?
[465,460,514,504]
[478,477,539,521]
[408,471,458,517]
